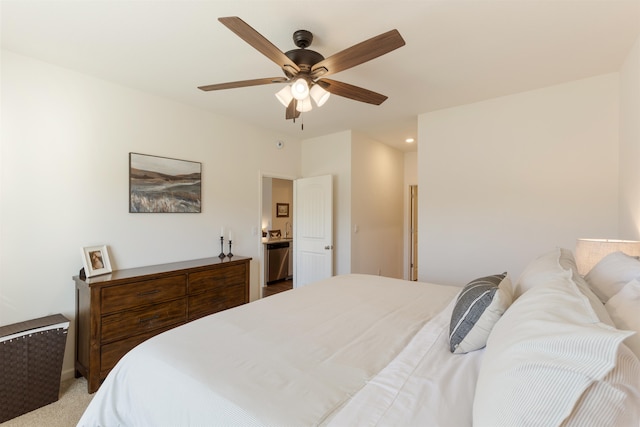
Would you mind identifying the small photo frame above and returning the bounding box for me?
[276,203,289,217]
[81,245,112,278]
[268,230,282,239]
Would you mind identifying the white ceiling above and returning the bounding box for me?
[2,0,639,152]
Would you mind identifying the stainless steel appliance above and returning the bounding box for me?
[267,241,290,284]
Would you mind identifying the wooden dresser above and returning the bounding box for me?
[73,256,251,393]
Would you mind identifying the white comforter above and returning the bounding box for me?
[78,274,481,427]
[328,295,484,426]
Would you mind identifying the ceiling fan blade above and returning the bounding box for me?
[286,99,300,120]
[198,77,288,91]
[219,17,300,75]
[317,79,388,105]
[310,29,405,79]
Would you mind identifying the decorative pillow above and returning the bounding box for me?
[449,273,513,354]
[605,279,640,359]
[585,251,640,303]
[473,268,634,426]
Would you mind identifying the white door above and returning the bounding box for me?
[293,174,333,288]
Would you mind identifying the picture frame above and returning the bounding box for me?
[81,245,112,278]
[129,152,202,213]
[268,229,282,239]
[276,203,289,217]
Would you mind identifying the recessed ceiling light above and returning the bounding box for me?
[405,138,415,143]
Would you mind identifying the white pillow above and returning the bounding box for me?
[585,251,640,303]
[557,248,615,327]
[449,273,513,354]
[473,268,634,426]
[513,248,565,299]
[605,279,640,359]
[563,343,640,426]
[515,248,614,326]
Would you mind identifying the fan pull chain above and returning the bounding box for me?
[290,112,303,130]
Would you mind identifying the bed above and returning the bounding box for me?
[77,249,640,427]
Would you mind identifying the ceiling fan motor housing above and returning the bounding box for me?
[293,29,313,48]
[283,30,324,76]
[284,49,324,75]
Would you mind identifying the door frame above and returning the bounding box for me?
[409,184,418,281]
[258,171,297,292]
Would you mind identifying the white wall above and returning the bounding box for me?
[261,177,273,233]
[351,132,404,278]
[0,50,301,377]
[300,131,352,275]
[404,152,418,187]
[301,131,406,278]
[619,35,640,239]
[271,178,293,236]
[418,73,620,286]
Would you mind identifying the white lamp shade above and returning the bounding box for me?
[575,238,640,275]
[310,84,330,107]
[296,96,313,112]
[291,78,309,101]
[275,85,293,107]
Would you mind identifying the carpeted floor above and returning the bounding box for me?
[1,377,93,427]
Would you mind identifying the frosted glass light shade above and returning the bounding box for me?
[291,78,309,100]
[310,84,330,106]
[575,238,640,275]
[275,85,293,107]
[296,96,313,112]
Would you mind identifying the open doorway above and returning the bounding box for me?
[409,185,418,281]
[260,175,294,298]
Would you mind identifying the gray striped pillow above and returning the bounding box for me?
[449,273,512,354]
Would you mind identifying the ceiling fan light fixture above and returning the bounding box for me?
[275,85,293,107]
[291,78,310,101]
[310,84,330,107]
[296,96,313,113]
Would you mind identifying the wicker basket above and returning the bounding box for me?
[0,314,69,423]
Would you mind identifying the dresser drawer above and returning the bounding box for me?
[189,264,246,294]
[100,326,175,375]
[101,275,186,314]
[101,299,186,343]
[188,283,246,320]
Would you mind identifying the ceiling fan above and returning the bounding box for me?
[198,17,406,120]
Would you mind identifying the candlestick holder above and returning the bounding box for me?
[227,240,233,258]
[218,236,225,258]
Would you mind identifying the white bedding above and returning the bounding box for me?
[328,296,484,427]
[78,274,469,427]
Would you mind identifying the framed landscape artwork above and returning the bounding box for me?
[129,153,202,213]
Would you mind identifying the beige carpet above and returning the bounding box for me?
[1,377,93,427]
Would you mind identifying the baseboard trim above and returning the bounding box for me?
[61,367,77,382]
